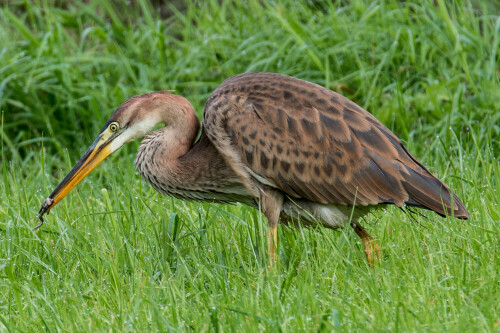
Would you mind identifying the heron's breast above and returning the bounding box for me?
[135,135,255,204]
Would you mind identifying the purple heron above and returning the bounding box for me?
[38,73,469,265]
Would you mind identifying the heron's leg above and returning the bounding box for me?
[269,224,278,259]
[351,221,381,266]
[260,187,284,264]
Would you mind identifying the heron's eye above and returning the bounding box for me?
[109,122,119,133]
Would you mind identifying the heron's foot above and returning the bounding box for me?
[363,238,381,267]
[351,221,381,267]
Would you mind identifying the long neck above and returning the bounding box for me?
[135,95,199,187]
[135,101,251,202]
[156,95,201,161]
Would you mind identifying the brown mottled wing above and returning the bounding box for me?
[203,73,469,219]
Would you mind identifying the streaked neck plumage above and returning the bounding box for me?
[134,95,251,203]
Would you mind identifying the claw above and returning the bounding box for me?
[363,238,382,267]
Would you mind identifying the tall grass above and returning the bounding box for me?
[0,0,499,331]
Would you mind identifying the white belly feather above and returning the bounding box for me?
[281,199,368,229]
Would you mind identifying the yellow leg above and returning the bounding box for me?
[351,221,381,266]
[268,225,278,263]
[260,187,283,266]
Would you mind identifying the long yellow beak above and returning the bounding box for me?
[37,128,121,224]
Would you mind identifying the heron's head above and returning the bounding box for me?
[38,92,195,220]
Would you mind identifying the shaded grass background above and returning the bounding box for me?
[0,0,499,331]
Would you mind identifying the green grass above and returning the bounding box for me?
[0,0,499,331]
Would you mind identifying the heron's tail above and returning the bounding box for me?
[402,168,469,219]
[399,147,469,219]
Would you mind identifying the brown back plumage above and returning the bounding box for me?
[203,72,469,219]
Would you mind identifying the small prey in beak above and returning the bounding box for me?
[34,197,54,231]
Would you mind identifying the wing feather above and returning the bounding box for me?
[203,73,469,218]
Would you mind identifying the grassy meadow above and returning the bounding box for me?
[1,0,499,331]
